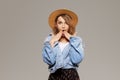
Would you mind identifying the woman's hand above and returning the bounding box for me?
[50,31,62,47]
[63,31,76,40]
[63,31,71,40]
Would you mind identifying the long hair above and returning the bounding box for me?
[52,14,76,35]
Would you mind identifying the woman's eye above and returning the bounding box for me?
[58,21,62,24]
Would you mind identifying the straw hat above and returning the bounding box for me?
[48,9,78,29]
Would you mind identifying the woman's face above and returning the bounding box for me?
[56,16,69,32]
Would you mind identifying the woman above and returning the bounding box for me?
[42,9,84,80]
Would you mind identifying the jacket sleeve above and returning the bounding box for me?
[69,36,84,65]
[42,35,56,66]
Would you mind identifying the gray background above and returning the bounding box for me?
[0,0,120,80]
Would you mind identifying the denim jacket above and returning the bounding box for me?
[42,33,84,73]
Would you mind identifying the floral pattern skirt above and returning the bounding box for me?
[48,68,80,80]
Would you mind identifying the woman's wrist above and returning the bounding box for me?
[49,40,55,47]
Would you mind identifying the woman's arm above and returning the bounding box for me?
[42,35,57,66]
[69,36,84,65]
[42,42,56,65]
[42,32,62,66]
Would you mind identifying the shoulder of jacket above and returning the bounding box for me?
[44,33,53,42]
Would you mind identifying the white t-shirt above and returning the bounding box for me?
[59,42,69,52]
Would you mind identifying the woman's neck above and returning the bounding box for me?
[59,37,68,43]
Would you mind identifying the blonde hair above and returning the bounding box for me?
[52,14,75,35]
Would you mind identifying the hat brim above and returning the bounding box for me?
[48,9,78,29]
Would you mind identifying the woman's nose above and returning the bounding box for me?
[62,23,65,28]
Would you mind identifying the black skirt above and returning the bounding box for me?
[48,68,80,80]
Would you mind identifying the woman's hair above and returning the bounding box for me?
[52,14,76,35]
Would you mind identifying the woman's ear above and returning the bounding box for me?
[55,24,57,28]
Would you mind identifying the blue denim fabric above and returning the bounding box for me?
[42,33,84,73]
